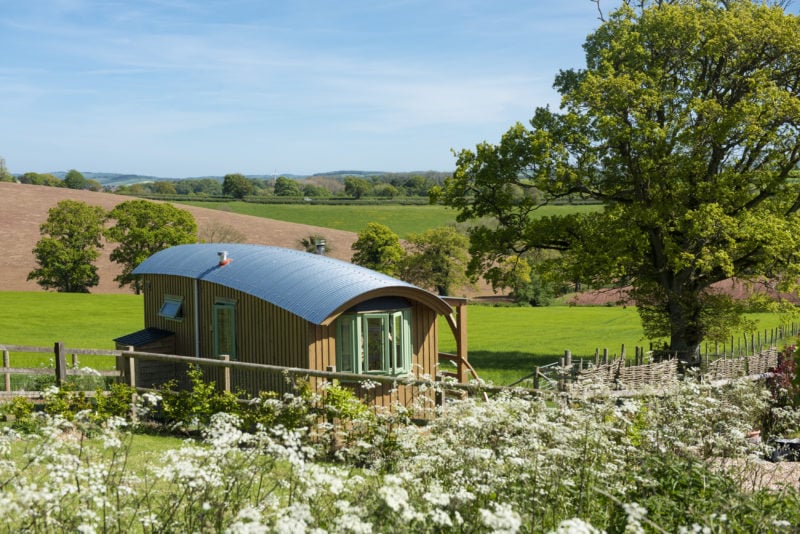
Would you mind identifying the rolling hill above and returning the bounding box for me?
[0,182,358,294]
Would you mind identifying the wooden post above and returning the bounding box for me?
[221,354,231,393]
[123,346,136,388]
[533,366,540,390]
[54,341,67,386]
[603,348,609,364]
[455,301,468,384]
[3,349,10,392]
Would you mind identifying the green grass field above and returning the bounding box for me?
[0,292,143,371]
[178,201,602,238]
[2,291,792,387]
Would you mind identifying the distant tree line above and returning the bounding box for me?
[2,160,450,201]
[114,172,450,200]
[3,167,104,191]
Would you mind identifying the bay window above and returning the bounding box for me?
[336,306,412,376]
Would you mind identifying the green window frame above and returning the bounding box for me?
[336,309,411,375]
[213,299,237,360]
[158,295,184,321]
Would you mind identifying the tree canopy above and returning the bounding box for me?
[222,173,255,199]
[27,200,107,292]
[274,176,303,197]
[351,223,405,277]
[439,0,800,360]
[106,200,197,293]
[400,226,471,296]
[0,157,13,182]
[63,169,87,190]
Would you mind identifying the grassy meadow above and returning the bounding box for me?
[178,201,602,238]
[1,291,791,386]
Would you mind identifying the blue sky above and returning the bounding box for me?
[1,1,620,177]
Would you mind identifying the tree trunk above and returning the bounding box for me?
[667,291,703,364]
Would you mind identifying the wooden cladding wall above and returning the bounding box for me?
[197,281,308,396]
[140,274,446,408]
[142,274,196,356]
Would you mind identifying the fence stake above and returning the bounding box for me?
[533,366,540,390]
[54,341,67,386]
[221,354,231,393]
[122,346,136,388]
[3,349,9,392]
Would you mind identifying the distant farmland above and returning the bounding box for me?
[178,201,602,238]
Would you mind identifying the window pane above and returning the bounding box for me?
[215,303,236,359]
[393,313,404,372]
[337,316,356,373]
[159,297,183,319]
[365,316,386,372]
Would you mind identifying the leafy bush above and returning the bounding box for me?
[156,366,243,432]
[42,382,91,420]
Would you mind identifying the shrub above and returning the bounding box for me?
[157,366,243,432]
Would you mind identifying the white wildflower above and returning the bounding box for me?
[479,502,522,534]
[549,517,603,533]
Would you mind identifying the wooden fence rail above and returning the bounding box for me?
[0,339,792,403]
[0,343,528,401]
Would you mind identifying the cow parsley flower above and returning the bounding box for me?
[479,502,521,533]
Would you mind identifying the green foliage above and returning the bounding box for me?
[0,157,13,182]
[27,200,107,293]
[157,366,242,431]
[222,172,255,199]
[106,199,197,293]
[303,184,332,197]
[400,226,471,295]
[17,172,62,186]
[443,0,800,360]
[2,396,39,433]
[62,169,87,189]
[94,382,137,421]
[344,176,373,199]
[42,382,92,420]
[273,176,303,197]
[351,222,405,277]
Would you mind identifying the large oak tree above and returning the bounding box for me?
[440,0,800,360]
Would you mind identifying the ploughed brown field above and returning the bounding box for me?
[0,181,775,304]
[0,182,358,294]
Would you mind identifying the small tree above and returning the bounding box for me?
[344,177,373,199]
[222,173,254,199]
[62,169,87,190]
[400,226,471,295]
[0,157,13,182]
[27,200,106,292]
[106,200,197,293]
[351,223,405,277]
[274,176,303,197]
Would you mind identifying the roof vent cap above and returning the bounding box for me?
[218,250,231,266]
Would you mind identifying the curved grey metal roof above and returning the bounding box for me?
[132,243,452,325]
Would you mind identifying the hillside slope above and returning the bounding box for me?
[0,182,358,294]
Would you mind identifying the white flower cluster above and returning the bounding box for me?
[0,376,797,531]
